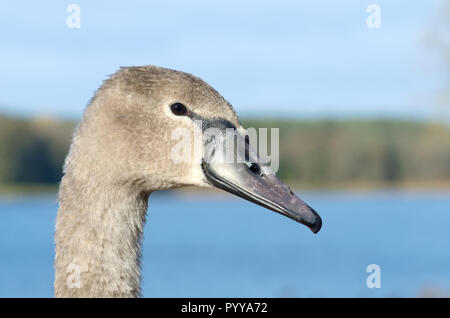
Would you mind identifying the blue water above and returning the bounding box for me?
[0,190,449,297]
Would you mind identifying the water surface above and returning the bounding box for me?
[0,190,449,297]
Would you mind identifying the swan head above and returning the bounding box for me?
[73,65,321,233]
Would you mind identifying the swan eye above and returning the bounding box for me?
[170,103,188,116]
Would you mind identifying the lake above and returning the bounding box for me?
[0,190,449,297]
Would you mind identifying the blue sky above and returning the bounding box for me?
[0,0,447,119]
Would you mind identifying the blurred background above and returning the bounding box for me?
[0,0,449,297]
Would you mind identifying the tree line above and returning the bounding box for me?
[1,114,449,188]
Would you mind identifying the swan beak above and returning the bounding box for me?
[201,160,322,234]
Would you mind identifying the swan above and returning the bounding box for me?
[54,65,322,297]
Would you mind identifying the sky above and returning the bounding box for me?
[0,0,447,119]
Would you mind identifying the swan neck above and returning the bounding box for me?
[54,175,149,297]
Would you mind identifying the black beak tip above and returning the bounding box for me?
[309,215,322,234]
[307,205,322,234]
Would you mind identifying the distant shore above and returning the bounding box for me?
[2,115,450,195]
